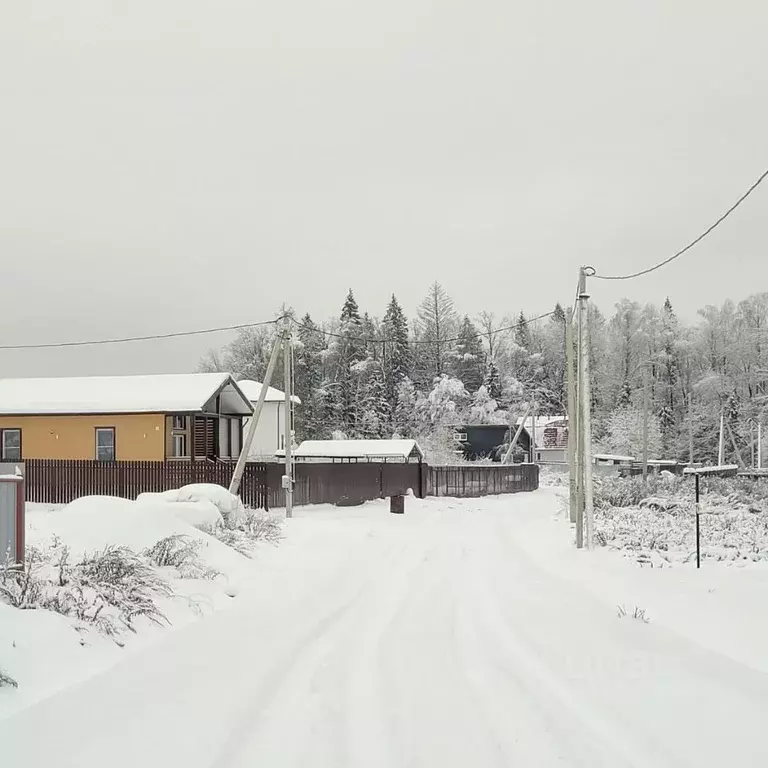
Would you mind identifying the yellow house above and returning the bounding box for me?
[0,373,253,462]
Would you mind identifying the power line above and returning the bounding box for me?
[0,318,279,351]
[0,306,557,353]
[591,166,768,281]
[294,310,557,346]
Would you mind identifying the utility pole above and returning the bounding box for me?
[574,295,584,548]
[578,267,594,550]
[229,331,283,496]
[759,422,763,469]
[530,398,537,463]
[688,392,694,465]
[642,366,649,484]
[718,410,725,466]
[502,403,532,464]
[282,316,294,518]
[566,308,577,523]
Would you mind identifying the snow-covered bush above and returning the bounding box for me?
[0,543,172,639]
[593,474,685,510]
[199,508,282,558]
[0,667,17,689]
[175,484,245,527]
[143,535,220,580]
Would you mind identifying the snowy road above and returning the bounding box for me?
[3,490,768,767]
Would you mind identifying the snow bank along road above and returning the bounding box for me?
[3,489,768,767]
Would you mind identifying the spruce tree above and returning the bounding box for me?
[382,294,411,420]
[294,314,324,439]
[484,358,503,401]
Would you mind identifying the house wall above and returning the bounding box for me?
[244,401,285,460]
[0,414,166,461]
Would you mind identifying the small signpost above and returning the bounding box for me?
[683,465,739,569]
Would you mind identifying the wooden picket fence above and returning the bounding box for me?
[23,459,269,509]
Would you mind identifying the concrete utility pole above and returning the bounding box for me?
[229,330,283,496]
[642,367,649,484]
[283,316,294,518]
[566,308,577,523]
[718,410,725,466]
[574,297,584,548]
[688,393,694,465]
[759,422,763,469]
[530,399,537,463]
[578,267,594,550]
[502,403,532,464]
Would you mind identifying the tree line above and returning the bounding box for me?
[198,284,768,466]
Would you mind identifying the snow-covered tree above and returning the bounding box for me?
[413,282,458,387]
[382,294,411,411]
[450,316,486,393]
[392,377,422,438]
[483,358,503,401]
[604,406,663,460]
[466,385,507,425]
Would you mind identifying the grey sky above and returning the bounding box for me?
[1,1,766,377]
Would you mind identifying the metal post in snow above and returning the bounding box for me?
[759,423,763,469]
[695,473,701,569]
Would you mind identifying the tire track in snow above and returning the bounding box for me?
[460,523,656,768]
[213,512,441,768]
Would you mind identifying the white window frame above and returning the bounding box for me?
[172,433,187,458]
[172,415,186,430]
[95,427,116,462]
[454,432,468,442]
[1,428,21,461]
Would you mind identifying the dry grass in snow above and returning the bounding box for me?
[592,474,768,566]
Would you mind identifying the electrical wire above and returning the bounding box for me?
[591,166,768,281]
[293,310,557,345]
[0,318,280,351]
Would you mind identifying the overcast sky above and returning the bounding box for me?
[1,1,766,377]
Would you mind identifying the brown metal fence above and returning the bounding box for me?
[22,460,538,510]
[23,460,269,509]
[265,462,425,508]
[427,463,539,497]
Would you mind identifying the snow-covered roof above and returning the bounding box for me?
[290,439,423,460]
[593,453,635,462]
[684,465,740,476]
[237,380,301,405]
[0,373,253,416]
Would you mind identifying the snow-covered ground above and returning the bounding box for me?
[3,488,768,766]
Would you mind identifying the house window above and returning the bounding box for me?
[1,429,21,461]
[454,432,468,443]
[172,433,187,458]
[172,415,186,430]
[95,428,115,462]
